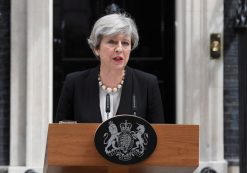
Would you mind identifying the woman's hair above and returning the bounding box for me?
[87,13,139,52]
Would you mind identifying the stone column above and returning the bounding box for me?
[9,0,53,172]
[10,0,27,168]
[176,0,227,172]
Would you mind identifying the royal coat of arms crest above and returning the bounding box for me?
[95,115,157,164]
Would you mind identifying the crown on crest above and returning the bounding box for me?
[120,120,132,132]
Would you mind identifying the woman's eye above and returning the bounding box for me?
[108,40,116,44]
[122,42,130,46]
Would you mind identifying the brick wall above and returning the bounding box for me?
[224,0,239,165]
[0,0,10,165]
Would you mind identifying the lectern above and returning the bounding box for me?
[44,123,199,173]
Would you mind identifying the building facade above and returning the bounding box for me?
[0,0,244,173]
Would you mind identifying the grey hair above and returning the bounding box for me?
[87,13,139,52]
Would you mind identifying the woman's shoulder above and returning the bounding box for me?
[127,66,158,81]
[65,66,98,81]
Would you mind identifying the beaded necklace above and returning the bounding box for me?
[98,70,125,93]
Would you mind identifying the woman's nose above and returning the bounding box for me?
[115,42,123,52]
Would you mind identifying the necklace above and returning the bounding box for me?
[98,70,125,93]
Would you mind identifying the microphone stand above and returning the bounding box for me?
[132,94,137,116]
[106,93,110,119]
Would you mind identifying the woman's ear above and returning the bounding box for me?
[94,49,99,56]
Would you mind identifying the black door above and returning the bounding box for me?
[53,0,175,123]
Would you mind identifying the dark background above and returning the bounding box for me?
[0,0,10,165]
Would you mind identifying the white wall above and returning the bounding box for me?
[9,0,53,172]
[176,0,227,172]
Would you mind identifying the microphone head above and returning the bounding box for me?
[132,94,137,115]
[106,93,110,113]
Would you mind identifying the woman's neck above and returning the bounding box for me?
[99,68,125,88]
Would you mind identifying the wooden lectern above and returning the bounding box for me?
[44,124,199,173]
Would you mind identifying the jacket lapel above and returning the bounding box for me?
[117,67,133,115]
[86,66,102,122]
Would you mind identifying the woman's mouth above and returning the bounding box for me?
[113,56,123,62]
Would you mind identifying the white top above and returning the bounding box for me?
[99,87,122,122]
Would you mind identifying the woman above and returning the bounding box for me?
[56,13,164,123]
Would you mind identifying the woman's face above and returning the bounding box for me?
[95,34,131,71]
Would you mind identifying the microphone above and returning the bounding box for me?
[106,93,110,119]
[132,94,137,116]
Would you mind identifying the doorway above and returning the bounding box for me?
[53,0,175,123]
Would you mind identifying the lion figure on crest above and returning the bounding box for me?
[104,121,120,154]
[132,123,148,153]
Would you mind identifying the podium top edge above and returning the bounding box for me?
[48,123,199,127]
